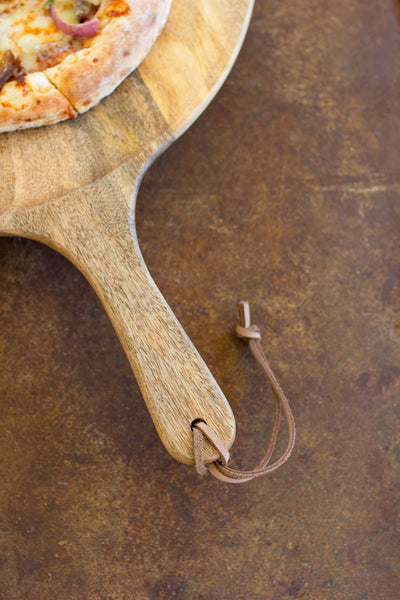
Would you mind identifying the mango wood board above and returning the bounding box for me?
[0,0,254,465]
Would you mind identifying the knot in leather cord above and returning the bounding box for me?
[235,323,261,340]
[192,300,296,484]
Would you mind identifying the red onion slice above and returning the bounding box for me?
[49,4,100,38]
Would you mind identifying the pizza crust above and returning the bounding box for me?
[0,71,76,133]
[45,0,172,112]
[0,0,172,132]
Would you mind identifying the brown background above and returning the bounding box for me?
[1,0,399,598]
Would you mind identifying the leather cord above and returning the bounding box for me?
[192,301,296,483]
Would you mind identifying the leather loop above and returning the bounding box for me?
[192,301,296,483]
[193,420,230,466]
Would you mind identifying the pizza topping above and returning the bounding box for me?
[36,40,81,69]
[75,0,99,23]
[49,2,100,38]
[104,0,131,18]
[0,50,26,92]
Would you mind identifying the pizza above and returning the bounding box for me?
[0,0,172,133]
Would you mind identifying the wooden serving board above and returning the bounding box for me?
[0,0,254,466]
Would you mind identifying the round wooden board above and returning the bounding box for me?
[0,0,253,214]
[0,0,254,465]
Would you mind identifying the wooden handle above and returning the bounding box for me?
[0,161,235,465]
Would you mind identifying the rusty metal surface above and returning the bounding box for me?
[0,0,399,598]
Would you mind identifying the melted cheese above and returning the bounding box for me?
[0,0,91,72]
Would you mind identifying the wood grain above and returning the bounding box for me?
[139,0,254,134]
[0,0,253,464]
